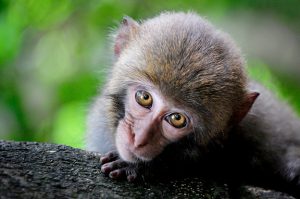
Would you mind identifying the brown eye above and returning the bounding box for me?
[135,90,153,108]
[167,113,187,128]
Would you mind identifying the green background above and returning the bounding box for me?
[0,0,299,149]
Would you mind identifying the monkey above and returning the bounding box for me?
[86,12,300,197]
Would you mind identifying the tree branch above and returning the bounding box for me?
[0,140,294,198]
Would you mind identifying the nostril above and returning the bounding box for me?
[134,139,148,148]
[134,143,147,149]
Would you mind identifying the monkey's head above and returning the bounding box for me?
[106,12,258,163]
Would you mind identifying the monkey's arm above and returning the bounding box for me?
[86,95,115,154]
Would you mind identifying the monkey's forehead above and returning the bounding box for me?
[133,13,245,81]
[138,12,231,56]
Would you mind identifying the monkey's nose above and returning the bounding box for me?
[133,129,152,148]
[134,137,148,148]
[133,120,156,148]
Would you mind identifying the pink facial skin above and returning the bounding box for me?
[115,84,194,163]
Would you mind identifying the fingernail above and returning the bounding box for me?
[109,170,119,178]
[100,157,107,163]
[101,165,109,173]
[127,175,136,182]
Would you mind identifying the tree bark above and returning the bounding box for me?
[0,140,295,199]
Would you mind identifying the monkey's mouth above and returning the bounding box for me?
[131,149,153,162]
[122,140,158,163]
[124,143,154,163]
[118,144,153,163]
[127,150,149,163]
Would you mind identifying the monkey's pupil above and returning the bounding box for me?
[174,114,181,120]
[143,94,149,100]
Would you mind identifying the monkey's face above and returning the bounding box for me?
[109,12,254,163]
[115,83,194,163]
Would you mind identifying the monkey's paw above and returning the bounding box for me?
[100,150,139,182]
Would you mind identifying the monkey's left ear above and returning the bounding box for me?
[114,16,140,57]
[232,92,260,124]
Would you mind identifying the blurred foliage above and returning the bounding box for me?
[0,0,299,149]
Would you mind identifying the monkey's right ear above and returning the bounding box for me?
[114,16,140,57]
[232,92,260,124]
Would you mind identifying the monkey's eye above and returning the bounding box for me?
[166,113,187,128]
[135,90,153,108]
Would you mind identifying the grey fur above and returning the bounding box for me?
[86,12,300,196]
[240,81,300,184]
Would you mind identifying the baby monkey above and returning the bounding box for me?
[86,12,300,196]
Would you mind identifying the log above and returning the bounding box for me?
[0,140,295,199]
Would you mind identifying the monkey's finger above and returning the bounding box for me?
[125,166,138,182]
[109,168,126,179]
[126,172,137,182]
[109,167,138,181]
[101,163,113,174]
[100,150,119,164]
[101,159,128,174]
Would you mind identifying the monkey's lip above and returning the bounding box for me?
[122,147,146,163]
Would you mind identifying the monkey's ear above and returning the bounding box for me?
[232,92,260,124]
[114,16,140,57]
